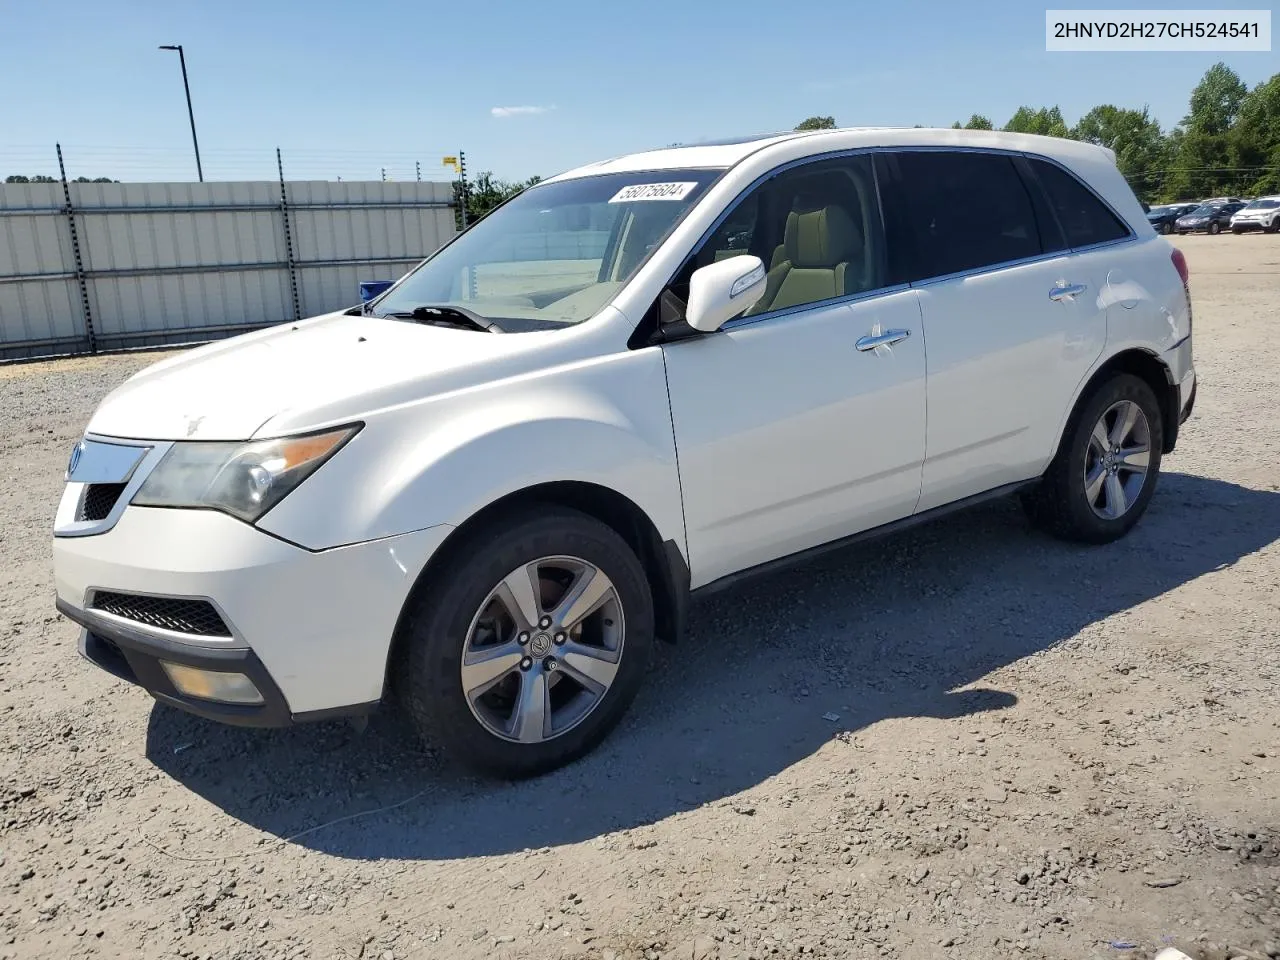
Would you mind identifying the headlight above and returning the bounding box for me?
[132,425,360,523]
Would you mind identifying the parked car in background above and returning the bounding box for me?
[1230,196,1280,234]
[1176,201,1246,235]
[1147,203,1199,234]
[52,128,1196,777]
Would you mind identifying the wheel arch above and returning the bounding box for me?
[385,481,690,696]
[1057,348,1180,461]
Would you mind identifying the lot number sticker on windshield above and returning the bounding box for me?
[608,182,698,203]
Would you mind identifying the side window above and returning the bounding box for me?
[690,153,888,316]
[702,194,760,263]
[894,151,1042,279]
[1030,158,1130,247]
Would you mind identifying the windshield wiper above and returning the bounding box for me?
[376,304,503,333]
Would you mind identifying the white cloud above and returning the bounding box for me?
[491,105,554,118]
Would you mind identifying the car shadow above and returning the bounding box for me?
[144,472,1280,861]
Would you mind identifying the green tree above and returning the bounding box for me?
[1228,72,1280,194]
[1184,62,1247,135]
[1072,105,1168,202]
[1164,63,1250,200]
[963,114,993,130]
[5,174,115,184]
[1003,106,1069,138]
[795,116,837,131]
[455,171,542,226]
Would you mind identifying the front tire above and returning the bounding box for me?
[1232,226,1244,235]
[394,506,654,778]
[1021,374,1164,544]
[1265,219,1279,234]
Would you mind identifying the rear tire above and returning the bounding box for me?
[393,506,654,778]
[1021,374,1164,544]
[1159,223,1172,235]
[1208,222,1221,235]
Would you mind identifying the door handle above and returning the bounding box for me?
[1049,282,1088,302]
[855,328,911,352]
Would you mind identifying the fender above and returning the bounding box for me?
[1039,240,1188,470]
[257,345,687,560]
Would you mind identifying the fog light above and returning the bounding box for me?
[160,662,264,705]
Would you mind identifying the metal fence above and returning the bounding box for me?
[0,150,458,361]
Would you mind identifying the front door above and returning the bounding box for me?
[659,153,928,588]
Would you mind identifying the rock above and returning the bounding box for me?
[1144,877,1183,888]
[1016,869,1031,885]
[381,952,394,960]
[671,936,718,959]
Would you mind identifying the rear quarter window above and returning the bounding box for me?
[1029,158,1130,248]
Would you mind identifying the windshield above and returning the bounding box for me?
[371,169,722,329]
[1243,198,1279,210]
[1147,205,1170,216]
[1188,205,1219,216]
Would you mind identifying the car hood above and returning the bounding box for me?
[86,311,578,441]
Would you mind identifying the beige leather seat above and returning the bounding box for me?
[748,204,862,315]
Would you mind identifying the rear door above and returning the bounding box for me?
[879,149,1109,512]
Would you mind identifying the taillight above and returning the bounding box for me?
[1171,247,1192,332]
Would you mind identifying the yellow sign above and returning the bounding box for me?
[442,156,459,171]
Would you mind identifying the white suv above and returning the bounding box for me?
[1230,196,1280,233]
[53,128,1197,777]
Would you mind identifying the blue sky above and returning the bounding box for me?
[1,0,1275,184]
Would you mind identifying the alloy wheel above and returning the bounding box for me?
[1083,400,1151,520]
[460,556,624,744]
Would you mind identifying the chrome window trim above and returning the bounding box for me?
[883,146,1138,286]
[908,250,1072,289]
[1018,150,1137,244]
[649,142,1143,336]
[721,283,913,331]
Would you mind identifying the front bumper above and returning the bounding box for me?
[54,506,452,722]
[60,600,316,726]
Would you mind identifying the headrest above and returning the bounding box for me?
[784,203,860,268]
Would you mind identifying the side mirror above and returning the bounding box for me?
[685,255,767,333]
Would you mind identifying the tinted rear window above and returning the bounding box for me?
[894,151,1041,278]
[1029,159,1130,247]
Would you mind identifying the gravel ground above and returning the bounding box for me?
[1,234,1277,960]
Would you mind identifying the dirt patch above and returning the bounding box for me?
[1,236,1276,960]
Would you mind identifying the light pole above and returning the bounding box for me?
[158,44,203,182]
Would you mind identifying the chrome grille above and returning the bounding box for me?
[90,592,231,637]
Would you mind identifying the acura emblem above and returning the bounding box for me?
[66,441,84,480]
